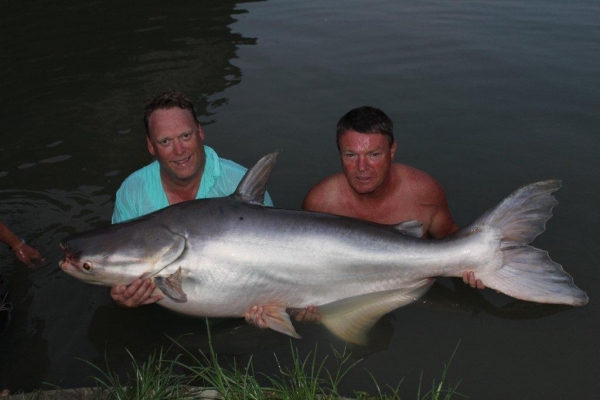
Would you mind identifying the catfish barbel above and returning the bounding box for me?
[59,151,588,344]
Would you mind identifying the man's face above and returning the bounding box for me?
[146,107,206,184]
[339,130,397,195]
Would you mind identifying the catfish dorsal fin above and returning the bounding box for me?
[233,151,281,204]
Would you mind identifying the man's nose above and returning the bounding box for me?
[173,139,185,155]
[356,156,368,171]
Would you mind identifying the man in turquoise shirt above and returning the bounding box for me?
[112,145,273,223]
[110,91,273,308]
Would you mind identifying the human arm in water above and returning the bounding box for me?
[0,221,45,268]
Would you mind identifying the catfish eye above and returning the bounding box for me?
[83,262,92,271]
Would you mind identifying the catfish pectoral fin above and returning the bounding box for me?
[154,267,187,303]
[319,281,433,345]
[260,305,301,339]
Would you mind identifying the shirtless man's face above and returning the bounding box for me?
[339,130,397,195]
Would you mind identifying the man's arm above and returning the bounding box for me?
[0,221,45,268]
[415,174,458,239]
[426,183,485,289]
[427,201,459,239]
[301,191,321,212]
[110,279,163,308]
[301,175,339,213]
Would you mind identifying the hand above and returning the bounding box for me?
[293,306,321,324]
[463,271,485,290]
[245,306,268,329]
[110,278,163,308]
[12,242,45,269]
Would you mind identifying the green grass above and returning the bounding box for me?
[79,348,189,400]
[71,322,464,400]
[0,292,11,314]
[0,291,12,329]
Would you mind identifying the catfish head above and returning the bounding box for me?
[59,217,186,287]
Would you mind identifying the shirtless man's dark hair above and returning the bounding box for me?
[336,106,395,150]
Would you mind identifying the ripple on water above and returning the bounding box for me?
[0,187,113,258]
[15,155,72,170]
[17,163,36,169]
[0,187,115,392]
[39,155,72,164]
[46,141,63,148]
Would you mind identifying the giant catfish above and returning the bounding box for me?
[59,151,588,344]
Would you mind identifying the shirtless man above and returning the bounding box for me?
[304,106,481,284]
[245,106,482,328]
[302,106,457,238]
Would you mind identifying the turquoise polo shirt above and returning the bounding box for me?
[112,146,274,224]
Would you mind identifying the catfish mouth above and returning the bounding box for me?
[59,253,76,273]
[58,242,79,273]
[58,247,104,285]
[59,258,73,272]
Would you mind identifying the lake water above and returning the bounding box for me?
[1,0,598,398]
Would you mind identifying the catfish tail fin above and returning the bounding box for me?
[467,180,561,244]
[467,180,588,306]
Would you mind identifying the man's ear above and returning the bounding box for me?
[147,136,156,156]
[197,124,205,141]
[390,141,398,158]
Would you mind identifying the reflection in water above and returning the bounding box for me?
[417,279,572,320]
[0,0,260,197]
[0,188,113,245]
[354,278,572,359]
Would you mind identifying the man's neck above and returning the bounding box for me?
[350,170,399,204]
[161,171,202,205]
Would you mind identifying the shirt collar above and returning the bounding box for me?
[197,145,220,198]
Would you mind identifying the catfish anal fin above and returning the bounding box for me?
[319,281,433,345]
